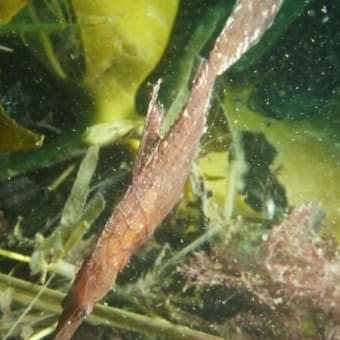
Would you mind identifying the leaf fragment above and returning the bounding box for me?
[0,105,44,152]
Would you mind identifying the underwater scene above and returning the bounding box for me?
[0,0,339,339]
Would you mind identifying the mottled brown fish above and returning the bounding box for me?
[55,1,283,338]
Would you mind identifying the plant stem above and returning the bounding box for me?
[0,273,223,339]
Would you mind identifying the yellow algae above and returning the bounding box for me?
[0,105,44,152]
[224,85,340,241]
[72,0,179,123]
[199,149,264,222]
[0,0,28,24]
